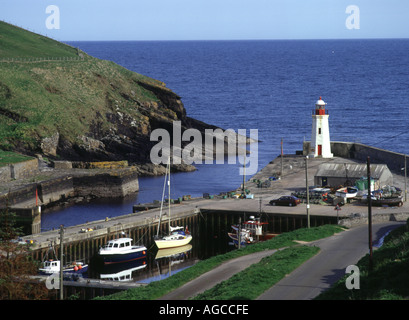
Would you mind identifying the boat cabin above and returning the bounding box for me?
[40,260,60,274]
[103,238,133,250]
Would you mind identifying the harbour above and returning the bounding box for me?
[3,95,409,299]
[14,138,409,299]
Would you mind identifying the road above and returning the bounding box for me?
[257,221,404,300]
[158,249,279,300]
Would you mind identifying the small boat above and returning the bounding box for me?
[98,237,147,265]
[335,186,358,199]
[360,194,404,207]
[228,229,254,246]
[154,157,192,249]
[155,226,192,249]
[39,260,88,275]
[39,242,88,275]
[228,217,277,246]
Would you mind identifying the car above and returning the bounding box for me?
[269,196,301,207]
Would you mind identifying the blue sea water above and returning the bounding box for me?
[42,39,409,229]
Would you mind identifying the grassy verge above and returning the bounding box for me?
[193,245,320,300]
[316,220,409,300]
[96,224,345,300]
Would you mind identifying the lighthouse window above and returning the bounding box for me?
[318,128,322,135]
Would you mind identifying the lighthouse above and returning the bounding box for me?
[309,97,333,158]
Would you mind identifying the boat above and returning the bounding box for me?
[39,242,88,275]
[39,260,88,275]
[359,185,404,207]
[98,237,147,265]
[228,229,254,246]
[154,157,192,249]
[335,186,358,199]
[228,216,277,246]
[360,193,404,207]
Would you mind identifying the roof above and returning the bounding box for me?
[314,163,390,179]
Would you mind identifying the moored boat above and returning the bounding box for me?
[155,226,192,249]
[39,260,88,275]
[228,217,278,246]
[98,237,147,265]
[154,157,192,249]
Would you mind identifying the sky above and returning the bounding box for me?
[1,0,409,41]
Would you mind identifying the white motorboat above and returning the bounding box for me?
[39,260,88,275]
[98,237,147,265]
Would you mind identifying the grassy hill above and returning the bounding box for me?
[0,21,79,58]
[0,21,195,166]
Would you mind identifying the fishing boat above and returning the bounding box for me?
[228,216,277,246]
[39,260,88,275]
[154,158,192,249]
[98,237,147,265]
[39,243,88,275]
[360,193,404,207]
[228,228,254,246]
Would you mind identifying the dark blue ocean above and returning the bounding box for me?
[42,39,409,229]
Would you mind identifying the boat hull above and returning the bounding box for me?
[98,248,147,265]
[39,264,88,275]
[155,235,192,249]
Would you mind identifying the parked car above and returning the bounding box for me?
[269,196,301,207]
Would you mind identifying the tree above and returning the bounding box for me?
[0,206,48,299]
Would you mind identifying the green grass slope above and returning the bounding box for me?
[0,21,186,162]
[0,21,79,58]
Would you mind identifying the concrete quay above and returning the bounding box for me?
[22,154,409,250]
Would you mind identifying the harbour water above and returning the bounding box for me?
[43,39,409,230]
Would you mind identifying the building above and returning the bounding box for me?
[314,162,393,189]
[309,97,333,158]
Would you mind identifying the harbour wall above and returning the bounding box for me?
[1,167,139,234]
[303,141,408,172]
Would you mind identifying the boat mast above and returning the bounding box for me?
[168,157,171,232]
[156,157,170,238]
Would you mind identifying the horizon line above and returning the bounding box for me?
[62,37,409,42]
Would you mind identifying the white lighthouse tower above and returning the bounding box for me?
[309,97,333,158]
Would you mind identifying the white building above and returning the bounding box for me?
[309,97,333,158]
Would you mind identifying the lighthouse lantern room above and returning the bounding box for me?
[309,97,333,158]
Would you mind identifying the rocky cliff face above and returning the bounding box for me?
[36,67,201,175]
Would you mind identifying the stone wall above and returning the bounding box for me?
[73,167,139,198]
[0,158,39,183]
[303,141,408,172]
[340,212,409,228]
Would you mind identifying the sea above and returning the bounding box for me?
[42,39,409,230]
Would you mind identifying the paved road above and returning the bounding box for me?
[158,249,279,300]
[257,221,404,300]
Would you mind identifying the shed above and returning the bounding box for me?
[314,163,393,188]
